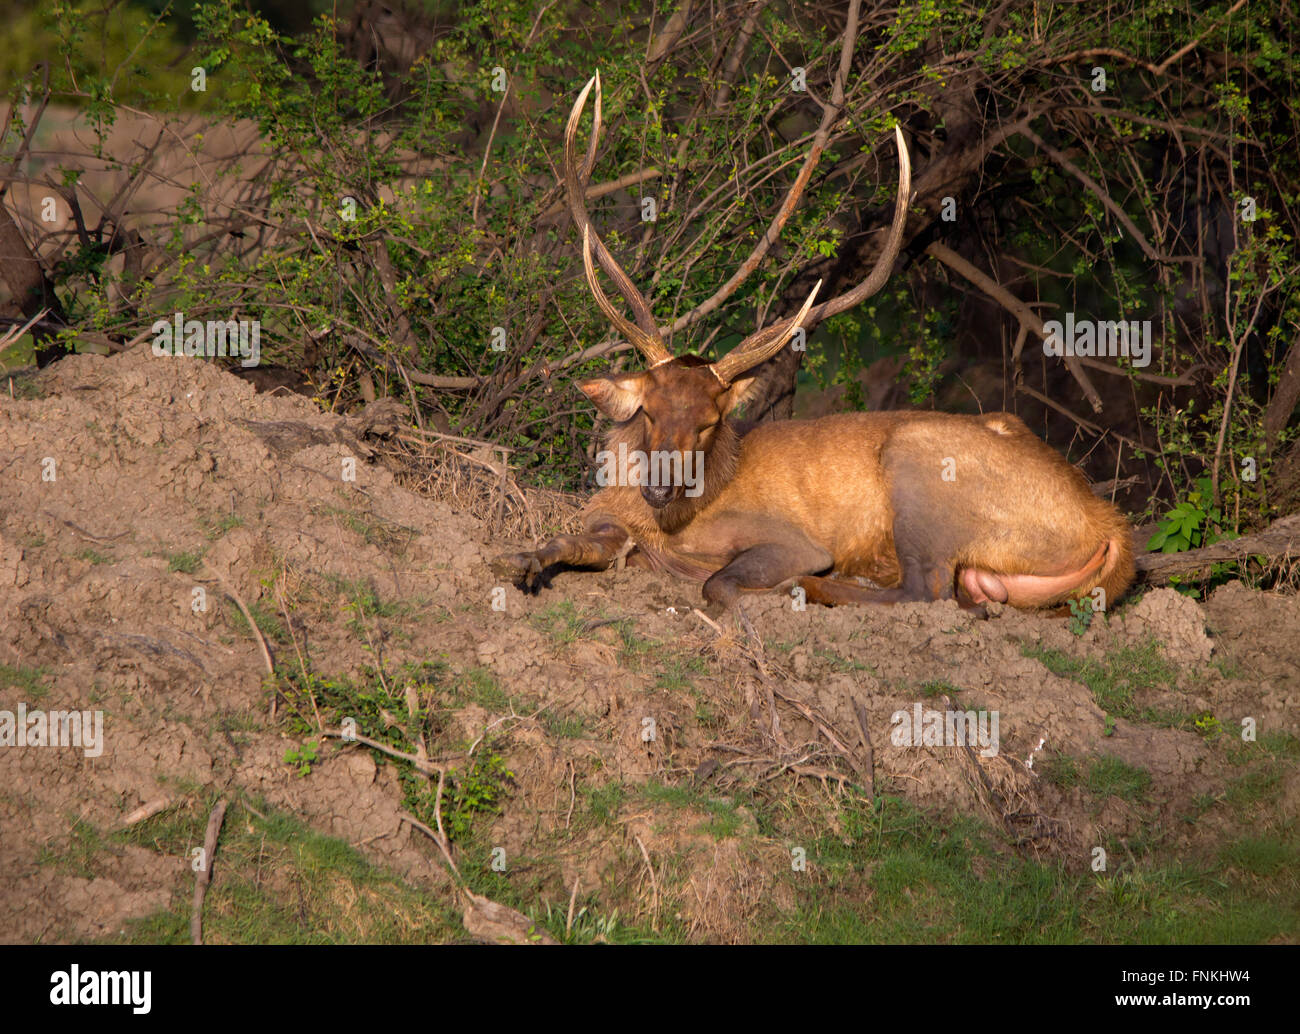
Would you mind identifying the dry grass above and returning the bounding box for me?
[376,429,583,543]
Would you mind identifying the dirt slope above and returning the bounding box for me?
[1,344,1296,943]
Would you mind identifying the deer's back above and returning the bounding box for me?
[708,410,1120,575]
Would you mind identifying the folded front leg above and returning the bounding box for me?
[491,519,631,591]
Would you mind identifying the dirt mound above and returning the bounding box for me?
[1,345,1296,943]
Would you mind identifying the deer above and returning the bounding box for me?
[492,74,1136,614]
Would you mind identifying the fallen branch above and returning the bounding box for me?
[852,700,876,800]
[190,799,228,946]
[1136,513,1300,582]
[322,727,456,777]
[120,797,176,829]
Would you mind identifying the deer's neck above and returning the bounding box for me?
[599,418,741,535]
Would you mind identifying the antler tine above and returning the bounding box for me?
[711,280,822,386]
[708,124,910,385]
[581,227,669,363]
[565,73,671,366]
[807,124,911,323]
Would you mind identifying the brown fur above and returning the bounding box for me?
[494,359,1136,611]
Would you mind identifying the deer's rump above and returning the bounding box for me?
[650,410,1135,607]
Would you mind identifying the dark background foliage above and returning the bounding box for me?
[1,0,1297,540]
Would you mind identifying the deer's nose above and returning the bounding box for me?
[641,483,677,508]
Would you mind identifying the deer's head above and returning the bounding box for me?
[566,73,908,509]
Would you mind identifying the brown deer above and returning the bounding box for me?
[493,75,1135,612]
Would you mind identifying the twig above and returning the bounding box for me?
[566,875,581,938]
[401,809,461,884]
[690,607,725,636]
[471,84,509,227]
[321,727,453,777]
[661,0,865,337]
[0,307,48,349]
[927,241,1102,411]
[202,563,274,677]
[273,577,318,729]
[565,760,576,830]
[190,799,228,945]
[852,700,876,799]
[41,511,131,543]
[119,797,175,828]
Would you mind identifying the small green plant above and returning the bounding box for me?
[616,622,656,670]
[919,679,962,702]
[284,740,320,777]
[581,781,625,826]
[76,547,111,565]
[1040,753,1080,789]
[225,598,290,644]
[459,667,512,712]
[201,512,244,540]
[539,707,588,739]
[1146,477,1237,553]
[37,817,107,879]
[1193,711,1222,739]
[654,653,706,692]
[0,663,52,700]
[531,600,589,645]
[444,750,514,839]
[544,901,624,944]
[1085,756,1152,801]
[167,550,203,574]
[1067,597,1095,635]
[1022,640,1183,726]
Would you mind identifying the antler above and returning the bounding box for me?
[566,70,911,382]
[709,125,912,385]
[710,280,822,385]
[808,125,912,324]
[566,73,672,367]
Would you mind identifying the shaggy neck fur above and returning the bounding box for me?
[592,415,741,538]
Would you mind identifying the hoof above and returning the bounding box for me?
[490,552,543,590]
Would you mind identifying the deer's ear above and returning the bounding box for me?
[578,375,645,421]
[720,374,760,416]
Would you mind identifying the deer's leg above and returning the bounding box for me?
[793,546,953,606]
[795,569,984,613]
[795,516,986,611]
[491,519,630,591]
[794,574,910,606]
[702,538,832,609]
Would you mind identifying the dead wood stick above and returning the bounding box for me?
[1136,513,1300,582]
[321,728,455,776]
[190,799,228,945]
[853,700,876,799]
[120,797,175,828]
[202,563,274,677]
